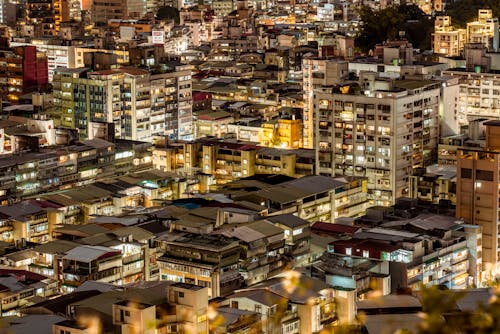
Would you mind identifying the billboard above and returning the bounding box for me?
[152,30,165,45]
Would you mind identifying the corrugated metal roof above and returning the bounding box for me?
[62,245,120,262]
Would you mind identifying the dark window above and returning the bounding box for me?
[476,170,494,181]
[461,168,472,179]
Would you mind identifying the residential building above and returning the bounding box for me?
[0,46,48,103]
[266,214,310,265]
[48,281,210,334]
[0,269,59,316]
[409,165,457,205]
[53,65,193,141]
[467,9,499,52]
[61,245,123,292]
[220,220,287,287]
[223,275,356,333]
[195,111,234,139]
[152,139,315,186]
[313,78,441,206]
[218,174,369,223]
[302,57,349,148]
[432,16,466,56]
[53,67,150,141]
[227,119,265,143]
[157,233,242,298]
[329,210,482,289]
[442,70,500,135]
[92,0,147,24]
[211,307,262,334]
[0,200,55,244]
[261,116,303,149]
[24,0,68,36]
[456,120,500,279]
[312,252,391,300]
[0,137,161,206]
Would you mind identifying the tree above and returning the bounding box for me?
[355,5,434,53]
[156,6,180,23]
[446,0,500,28]
[415,285,500,334]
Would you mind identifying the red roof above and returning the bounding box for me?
[30,199,63,209]
[311,222,360,235]
[0,269,48,282]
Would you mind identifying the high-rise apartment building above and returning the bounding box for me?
[302,57,348,149]
[313,76,440,206]
[53,66,193,141]
[0,45,48,103]
[457,120,500,279]
[92,0,147,24]
[432,16,466,56]
[442,70,500,130]
[24,0,69,35]
[153,67,194,141]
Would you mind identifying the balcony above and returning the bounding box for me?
[123,253,142,264]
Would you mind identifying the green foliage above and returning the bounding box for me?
[418,285,466,334]
[355,5,434,53]
[445,0,500,27]
[415,285,500,334]
[156,6,180,23]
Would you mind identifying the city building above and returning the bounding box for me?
[432,16,466,56]
[456,120,500,279]
[0,269,59,316]
[409,165,457,204]
[222,275,356,333]
[302,57,349,148]
[61,245,123,292]
[442,70,500,132]
[24,0,68,36]
[195,111,234,139]
[313,77,441,205]
[467,9,499,52]
[0,200,56,244]
[92,0,147,24]
[220,175,369,223]
[157,233,242,298]
[47,281,210,334]
[152,138,315,186]
[53,65,193,141]
[0,46,48,103]
[329,205,483,289]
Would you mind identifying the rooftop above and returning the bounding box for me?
[266,214,309,229]
[62,245,121,262]
[220,220,284,242]
[253,175,350,204]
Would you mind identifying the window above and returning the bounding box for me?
[346,248,352,255]
[461,168,472,179]
[476,169,494,181]
[255,304,262,313]
[231,301,239,308]
[178,292,184,298]
[363,250,369,258]
[119,309,129,322]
